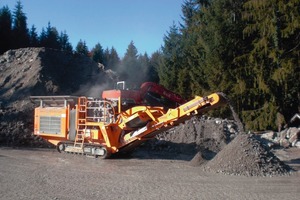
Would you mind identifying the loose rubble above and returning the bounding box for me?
[204,133,291,176]
[153,116,239,158]
[259,127,300,148]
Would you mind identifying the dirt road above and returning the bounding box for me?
[0,147,299,200]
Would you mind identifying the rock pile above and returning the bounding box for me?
[204,133,291,176]
[150,116,239,159]
[260,127,300,148]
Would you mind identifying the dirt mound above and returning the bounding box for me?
[204,133,291,176]
[0,48,112,103]
[143,116,239,162]
[0,47,114,146]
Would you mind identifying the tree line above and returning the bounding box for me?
[0,2,73,53]
[158,0,299,130]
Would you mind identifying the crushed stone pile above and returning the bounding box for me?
[146,116,239,160]
[204,133,291,176]
[0,47,115,146]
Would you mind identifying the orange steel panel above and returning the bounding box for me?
[34,107,68,138]
[102,90,121,99]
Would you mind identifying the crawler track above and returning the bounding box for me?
[57,141,110,158]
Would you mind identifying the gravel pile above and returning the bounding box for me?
[260,127,300,148]
[143,116,240,161]
[204,133,291,176]
[156,116,238,154]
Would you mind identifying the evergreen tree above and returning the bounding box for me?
[12,0,29,48]
[75,39,89,55]
[91,43,104,64]
[240,0,300,130]
[148,51,161,83]
[178,0,203,97]
[104,47,121,71]
[277,0,300,117]
[137,53,150,84]
[39,27,47,47]
[29,25,39,47]
[103,48,110,68]
[0,6,12,54]
[156,0,299,130]
[59,31,73,52]
[45,22,60,49]
[121,41,140,85]
[158,23,183,93]
[124,41,138,59]
[180,0,198,29]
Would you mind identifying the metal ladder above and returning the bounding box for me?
[74,97,87,150]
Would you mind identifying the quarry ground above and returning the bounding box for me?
[0,147,299,200]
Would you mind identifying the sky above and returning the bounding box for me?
[1,0,184,57]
